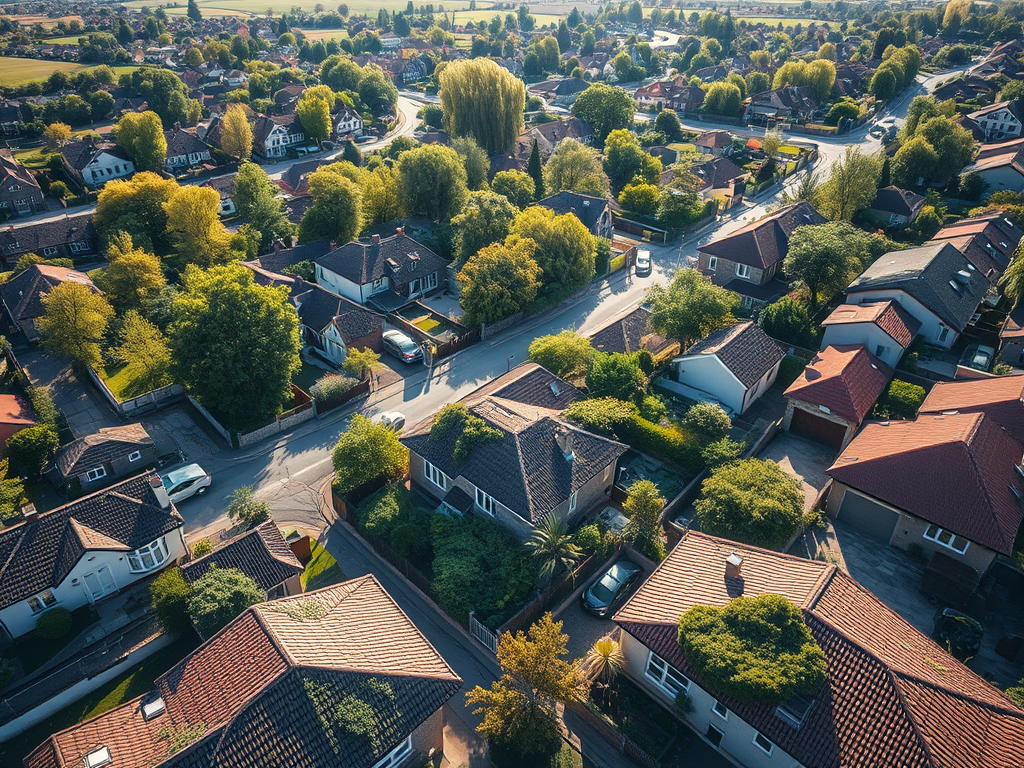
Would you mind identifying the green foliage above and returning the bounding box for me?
[703,82,743,117]
[678,593,827,704]
[0,459,24,524]
[623,479,665,561]
[112,310,173,395]
[299,170,362,244]
[439,58,526,155]
[618,416,703,473]
[681,402,731,445]
[453,136,490,191]
[356,484,430,563]
[492,170,536,210]
[40,282,114,369]
[24,385,57,427]
[510,206,596,290]
[784,222,867,311]
[451,190,520,265]
[818,146,880,221]
[564,397,638,437]
[695,459,804,549]
[7,425,59,477]
[645,269,736,348]
[227,485,270,530]
[233,161,291,242]
[157,722,207,755]
[824,100,860,126]
[571,83,635,144]
[35,607,73,640]
[396,143,469,222]
[776,355,809,390]
[113,111,167,173]
[758,298,815,348]
[701,438,743,470]
[529,331,596,380]
[332,415,409,496]
[618,182,661,216]
[191,538,212,557]
[572,523,602,554]
[586,353,645,401]
[150,567,193,634]
[310,374,358,410]
[654,109,683,142]
[430,403,503,464]
[187,566,264,638]
[527,515,582,583]
[603,129,661,193]
[873,379,926,420]
[543,139,608,198]
[458,238,541,327]
[638,394,666,423]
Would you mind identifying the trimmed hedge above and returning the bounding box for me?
[618,415,702,474]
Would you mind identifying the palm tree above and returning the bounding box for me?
[584,638,625,708]
[526,516,582,585]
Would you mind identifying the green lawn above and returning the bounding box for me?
[0,635,200,768]
[43,35,84,44]
[291,362,327,395]
[293,27,349,41]
[12,145,53,169]
[0,58,138,87]
[300,539,346,592]
[1,606,98,674]
[128,0,483,15]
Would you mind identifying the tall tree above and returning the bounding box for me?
[458,239,541,326]
[220,103,253,160]
[439,58,526,154]
[527,139,544,200]
[396,144,469,222]
[357,64,398,113]
[295,91,332,146]
[603,129,661,193]
[188,566,264,638]
[94,172,180,253]
[164,186,233,267]
[623,479,666,561]
[528,331,596,379]
[112,310,173,393]
[114,111,167,173]
[818,146,881,221]
[170,264,301,429]
[544,138,608,197]
[645,268,735,349]
[491,169,536,209]
[95,232,166,312]
[526,516,581,584]
[233,161,290,241]
[187,0,202,22]
[298,169,362,243]
[783,222,865,311]
[450,190,519,264]
[509,206,595,289]
[332,414,409,494]
[39,283,114,368]
[571,83,635,144]
[361,163,402,226]
[452,136,489,190]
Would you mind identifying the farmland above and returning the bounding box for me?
[126,0,486,16]
[0,58,138,87]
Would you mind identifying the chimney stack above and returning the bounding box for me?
[396,226,405,236]
[555,429,574,461]
[149,474,171,509]
[20,503,38,523]
[725,552,743,581]
[372,233,381,244]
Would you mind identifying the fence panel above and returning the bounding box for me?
[469,611,499,654]
[565,701,660,768]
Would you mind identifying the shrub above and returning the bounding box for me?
[586,352,646,401]
[618,415,703,473]
[678,593,827,704]
[24,385,58,426]
[362,486,403,538]
[0,657,14,691]
[187,566,264,638]
[151,567,193,634]
[564,397,638,435]
[49,180,70,200]
[227,485,270,530]
[776,355,809,389]
[758,297,815,348]
[874,379,926,420]
[7,425,59,476]
[191,538,213,557]
[572,523,602,553]
[36,607,72,639]
[899,351,919,371]
[332,415,409,496]
[681,402,731,444]
[993,363,1013,376]
[638,394,667,423]
[701,437,743,469]
[310,374,358,410]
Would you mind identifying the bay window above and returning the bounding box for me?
[127,537,169,573]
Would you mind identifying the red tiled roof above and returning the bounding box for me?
[784,345,893,424]
[820,300,921,348]
[919,375,1024,444]
[827,413,1024,554]
[614,531,1024,768]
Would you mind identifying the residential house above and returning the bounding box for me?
[691,64,727,82]
[180,520,303,599]
[866,186,925,228]
[250,237,332,275]
[694,130,733,155]
[819,300,921,369]
[919,374,1024,444]
[60,137,135,187]
[527,78,590,106]
[292,280,385,367]
[334,106,363,137]
[965,99,1023,142]
[163,124,211,171]
[0,99,22,136]
[744,86,820,126]
[588,305,678,359]
[0,149,44,218]
[252,112,305,158]
[634,80,704,113]
[220,68,248,87]
[0,394,34,449]
[315,230,448,312]
[783,345,892,450]
[961,141,1024,193]
[536,191,613,238]
[614,530,1024,768]
[400,363,626,539]
[45,424,156,493]
[0,473,186,640]
[844,242,989,350]
[0,263,101,341]
[516,117,595,163]
[929,210,1022,283]
[278,158,328,196]
[668,322,785,416]
[931,74,995,102]
[202,172,237,215]
[696,202,827,311]
[690,156,747,210]
[24,575,463,768]
[272,83,305,113]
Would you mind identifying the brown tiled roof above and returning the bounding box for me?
[696,202,827,270]
[614,531,1024,768]
[26,576,462,768]
[679,321,785,388]
[784,345,893,424]
[919,375,1024,444]
[466,362,580,411]
[820,300,921,348]
[180,521,303,593]
[0,473,182,611]
[0,264,100,323]
[827,413,1024,554]
[51,423,153,479]
[588,306,676,357]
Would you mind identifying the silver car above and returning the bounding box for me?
[160,464,211,503]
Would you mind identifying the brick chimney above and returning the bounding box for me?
[20,503,38,523]
[554,428,574,461]
[372,233,381,244]
[725,552,743,581]
[396,226,405,236]
[149,474,171,509]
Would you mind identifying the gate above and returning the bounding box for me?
[468,611,499,654]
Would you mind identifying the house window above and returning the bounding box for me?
[735,263,751,279]
[424,271,438,291]
[604,464,613,483]
[924,524,969,554]
[127,537,169,573]
[371,276,388,293]
[43,246,58,257]
[70,241,89,254]
[127,450,142,462]
[568,491,578,514]
[371,736,412,768]
[644,651,690,697]
[424,459,448,491]
[712,700,728,720]
[740,295,753,309]
[475,487,496,516]
[707,256,717,271]
[706,724,724,748]
[875,344,888,358]
[27,589,57,614]
[86,466,107,481]
[937,326,949,343]
[753,732,774,756]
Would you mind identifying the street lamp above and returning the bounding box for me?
[507,354,515,372]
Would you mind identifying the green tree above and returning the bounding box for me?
[694,458,805,549]
[654,109,683,142]
[784,222,866,311]
[571,83,635,145]
[451,190,519,264]
[112,310,173,393]
[604,129,661,193]
[227,484,271,529]
[745,71,770,96]
[819,146,881,221]
[94,232,166,312]
[527,139,544,200]
[7,426,59,477]
[891,134,939,188]
[618,182,661,216]
[164,186,233,268]
[150,567,193,634]
[528,330,596,379]
[220,103,253,160]
[452,136,490,191]
[361,163,401,226]
[544,138,609,197]
[332,414,410,495]
[703,82,743,117]
[357,64,398,113]
[645,269,735,349]
[492,170,536,209]
[586,352,645,401]
[188,566,264,638]
[0,458,24,524]
[678,593,827,703]
[187,0,202,22]
[39,282,114,368]
[916,116,976,182]
[113,111,167,173]
[466,614,585,757]
[94,171,180,253]
[170,264,301,430]
[396,144,469,222]
[681,401,731,444]
[295,91,333,146]
[623,479,665,561]
[439,58,526,154]
[869,67,897,100]
[509,206,595,288]
[758,297,815,347]
[43,122,72,149]
[233,161,291,241]
[526,516,582,584]
[999,241,1024,306]
[824,100,860,126]
[458,239,542,326]
[299,169,363,243]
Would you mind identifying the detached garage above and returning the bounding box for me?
[833,487,899,543]
[789,407,849,450]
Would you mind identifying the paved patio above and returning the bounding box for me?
[756,431,836,513]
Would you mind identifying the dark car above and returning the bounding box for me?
[382,329,423,364]
[960,343,995,373]
[932,607,984,661]
[582,560,642,617]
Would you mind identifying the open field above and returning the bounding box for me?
[42,35,84,44]
[4,14,84,28]
[0,58,137,87]
[128,0,485,15]
[294,27,349,41]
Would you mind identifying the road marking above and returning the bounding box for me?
[291,455,333,479]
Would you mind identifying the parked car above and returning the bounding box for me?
[355,134,375,143]
[582,560,643,617]
[373,411,406,431]
[383,329,423,364]
[932,607,983,661]
[960,343,995,372]
[321,140,336,149]
[635,249,652,277]
[160,464,211,503]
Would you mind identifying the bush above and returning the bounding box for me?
[36,607,72,639]
[362,486,403,538]
[24,385,58,426]
[227,485,270,530]
[874,379,926,420]
[618,415,703,473]
[49,180,70,200]
[357,484,431,564]
[191,538,213,557]
[776,355,809,389]
[572,523,602,553]
[332,415,409,496]
[993,363,1013,376]
[564,397,638,436]
[701,437,743,469]
[586,352,646,401]
[899,351,919,371]
[150,567,193,634]
[681,402,731,444]
[758,297,815,348]
[638,394,667,423]
[187,566,264,638]
[310,374,358,410]
[7,425,59,476]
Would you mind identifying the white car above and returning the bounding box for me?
[373,412,406,431]
[160,464,211,503]
[635,249,652,277]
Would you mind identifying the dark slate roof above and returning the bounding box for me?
[536,191,608,232]
[253,112,302,148]
[0,214,96,257]
[871,186,926,218]
[280,158,327,190]
[0,264,99,322]
[846,242,989,331]
[180,520,302,592]
[467,362,581,411]
[697,202,826,269]
[440,486,473,514]
[680,321,785,388]
[315,233,448,289]
[285,194,313,226]
[748,85,820,113]
[203,171,236,198]
[60,139,131,172]
[0,473,182,610]
[51,423,153,479]
[0,150,41,190]
[721,276,790,302]
[589,306,675,356]
[691,156,747,190]
[163,126,210,158]
[292,282,384,341]
[254,238,332,274]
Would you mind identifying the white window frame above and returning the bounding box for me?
[475,487,496,516]
[424,271,438,291]
[706,723,724,748]
[127,537,169,573]
[43,246,58,257]
[127,450,142,462]
[753,732,774,756]
[937,325,949,343]
[735,263,751,279]
[424,459,448,491]
[28,589,58,614]
[371,276,388,293]
[924,524,969,554]
[568,491,578,514]
[644,651,690,697]
[707,255,717,271]
[372,735,412,768]
[86,466,107,481]
[712,700,728,720]
[740,295,753,309]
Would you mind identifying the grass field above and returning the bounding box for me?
[0,58,138,87]
[127,0,486,16]
[5,14,83,29]
[300,540,345,591]
[42,35,84,44]
[294,27,349,41]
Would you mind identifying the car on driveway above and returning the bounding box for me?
[960,343,995,372]
[582,559,642,617]
[161,463,211,504]
[382,330,423,364]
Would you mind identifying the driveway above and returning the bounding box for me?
[756,431,835,513]
[19,348,118,438]
[141,404,223,462]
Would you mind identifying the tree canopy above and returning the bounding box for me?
[95,232,166,312]
[571,83,635,144]
[645,269,735,349]
[299,168,363,244]
[544,138,609,197]
[457,238,541,326]
[40,282,114,368]
[439,58,526,155]
[332,415,409,495]
[187,566,264,638]
[784,222,866,311]
[509,206,595,289]
[396,144,469,222]
[528,331,596,380]
[451,190,519,265]
[114,110,167,173]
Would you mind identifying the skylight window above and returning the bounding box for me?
[85,747,112,768]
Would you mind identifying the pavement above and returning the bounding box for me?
[755,432,835,514]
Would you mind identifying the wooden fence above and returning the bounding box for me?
[565,701,661,768]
